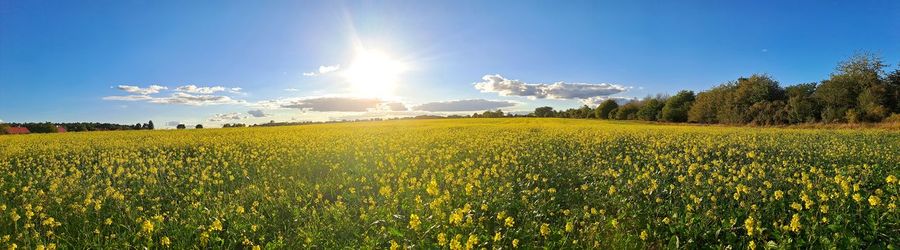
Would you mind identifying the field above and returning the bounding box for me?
[0,118,897,249]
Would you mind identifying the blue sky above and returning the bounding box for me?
[1,0,898,126]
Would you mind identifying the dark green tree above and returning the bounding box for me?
[661,90,695,122]
[635,98,664,121]
[534,106,555,117]
[594,99,619,119]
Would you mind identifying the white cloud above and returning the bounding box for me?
[175,85,227,94]
[303,64,341,76]
[149,92,244,106]
[102,95,154,101]
[377,102,408,111]
[579,96,637,107]
[411,99,518,112]
[278,96,384,112]
[474,74,627,100]
[209,112,248,122]
[284,88,300,92]
[329,110,430,121]
[166,121,181,127]
[116,85,167,95]
[229,87,243,94]
[247,109,270,117]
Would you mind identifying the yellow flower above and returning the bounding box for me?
[744,217,755,236]
[565,221,574,232]
[437,232,447,246]
[540,223,550,237]
[465,234,478,250]
[389,240,399,250]
[512,239,520,248]
[160,236,171,246]
[640,230,648,241]
[852,193,863,202]
[773,190,784,200]
[789,214,801,233]
[449,234,462,250]
[748,240,756,250]
[493,232,502,242]
[408,214,421,231]
[887,175,897,184]
[449,210,464,225]
[504,217,515,227]
[210,219,223,231]
[427,179,440,196]
[868,195,880,206]
[141,219,154,234]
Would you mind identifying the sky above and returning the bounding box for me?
[1,0,898,127]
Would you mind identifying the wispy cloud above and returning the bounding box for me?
[208,112,248,121]
[474,74,627,101]
[579,96,637,106]
[149,92,244,106]
[104,84,245,106]
[303,65,341,76]
[116,85,167,95]
[411,99,517,112]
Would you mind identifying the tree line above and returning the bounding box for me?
[527,53,900,125]
[0,121,156,134]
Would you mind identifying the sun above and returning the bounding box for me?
[343,49,407,97]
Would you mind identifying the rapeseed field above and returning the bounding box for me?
[0,118,897,249]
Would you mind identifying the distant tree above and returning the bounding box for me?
[176,124,186,129]
[0,124,9,134]
[814,53,888,122]
[887,68,900,113]
[635,98,664,121]
[148,120,155,130]
[595,99,619,119]
[134,123,142,130]
[577,105,594,118]
[724,74,785,124]
[195,124,203,129]
[689,84,733,123]
[24,122,58,133]
[534,106,555,117]
[783,83,821,123]
[661,90,695,122]
[614,102,641,120]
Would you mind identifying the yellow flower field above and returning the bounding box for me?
[1,118,897,249]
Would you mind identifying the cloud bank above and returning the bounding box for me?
[104,85,244,106]
[412,99,517,112]
[474,74,627,101]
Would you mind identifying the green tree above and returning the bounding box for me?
[719,74,784,124]
[176,124,186,129]
[814,53,888,122]
[689,84,734,123]
[534,106,555,117]
[635,97,664,121]
[783,83,820,123]
[594,99,619,119]
[195,124,203,129]
[614,102,641,120]
[661,90,695,122]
